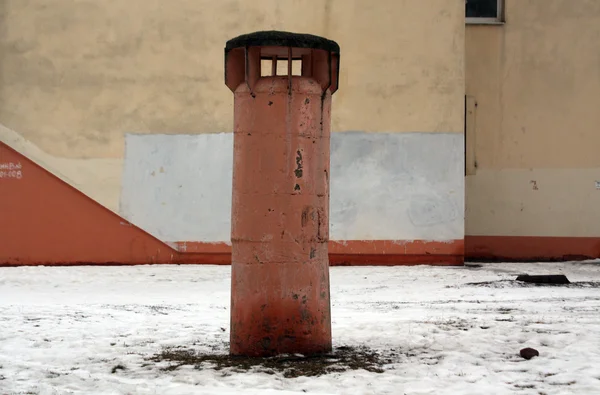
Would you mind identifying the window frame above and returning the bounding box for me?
[466,0,504,25]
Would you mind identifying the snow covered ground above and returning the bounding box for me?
[1,261,599,395]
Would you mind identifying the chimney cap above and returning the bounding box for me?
[225,30,339,54]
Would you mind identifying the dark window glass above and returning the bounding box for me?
[466,0,498,18]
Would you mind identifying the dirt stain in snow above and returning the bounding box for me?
[148,345,396,378]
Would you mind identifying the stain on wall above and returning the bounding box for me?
[120,132,464,242]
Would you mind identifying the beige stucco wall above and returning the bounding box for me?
[465,0,600,237]
[0,0,464,213]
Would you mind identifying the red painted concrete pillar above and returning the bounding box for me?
[224,31,340,356]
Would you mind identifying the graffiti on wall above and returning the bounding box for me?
[0,162,23,179]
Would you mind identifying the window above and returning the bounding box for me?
[260,58,302,77]
[466,0,503,24]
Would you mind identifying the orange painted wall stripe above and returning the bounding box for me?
[170,240,465,266]
[173,240,464,255]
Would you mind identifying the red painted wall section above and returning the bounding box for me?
[0,142,209,266]
[465,236,600,262]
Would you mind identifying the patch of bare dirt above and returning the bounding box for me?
[148,345,397,378]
